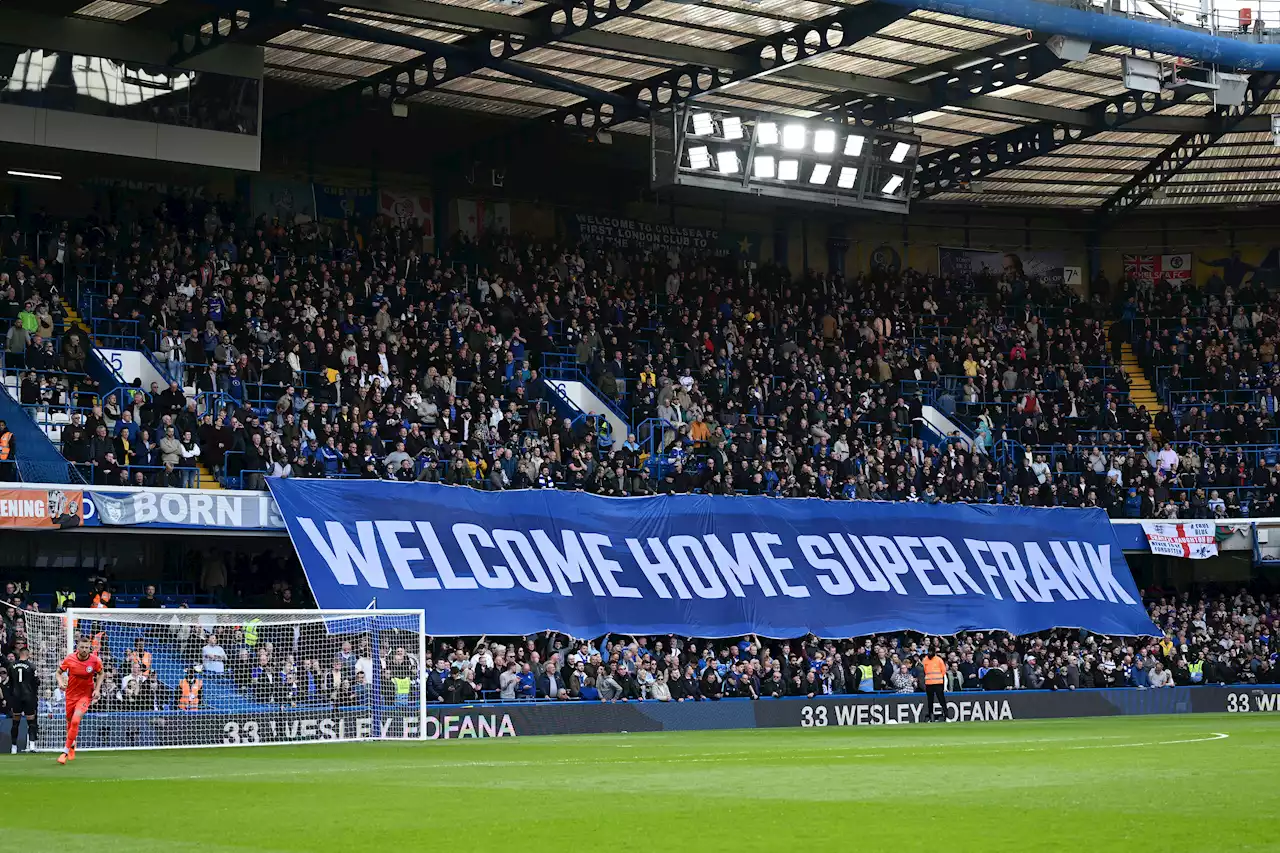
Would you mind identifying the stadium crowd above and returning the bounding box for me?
[4,195,1280,519]
[0,579,1275,715]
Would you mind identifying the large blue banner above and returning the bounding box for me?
[267,480,1160,639]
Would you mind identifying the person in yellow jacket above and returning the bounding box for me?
[922,647,948,723]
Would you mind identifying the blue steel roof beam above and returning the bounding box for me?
[1094,73,1280,220]
[912,85,1203,200]
[266,0,658,136]
[543,1,910,137]
[839,43,1075,127]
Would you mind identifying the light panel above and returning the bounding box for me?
[6,169,61,180]
[658,107,918,214]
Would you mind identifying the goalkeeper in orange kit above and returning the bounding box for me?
[56,636,104,764]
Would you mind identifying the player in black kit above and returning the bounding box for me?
[3,646,40,753]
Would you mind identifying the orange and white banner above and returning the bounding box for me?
[0,487,83,529]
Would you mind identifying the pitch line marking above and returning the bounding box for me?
[74,733,1233,781]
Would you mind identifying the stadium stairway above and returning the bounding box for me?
[61,298,90,339]
[62,298,223,490]
[1113,326,1166,419]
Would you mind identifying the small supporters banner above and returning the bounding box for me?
[938,247,1066,286]
[568,212,761,260]
[85,489,283,530]
[379,189,434,239]
[1123,253,1192,284]
[456,198,510,239]
[1141,522,1218,559]
[0,487,82,529]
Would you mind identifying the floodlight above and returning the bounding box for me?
[754,155,776,179]
[691,112,714,136]
[809,163,832,184]
[778,159,799,181]
[890,142,912,163]
[782,123,805,150]
[717,150,740,174]
[837,166,858,189]
[813,129,837,154]
[688,145,712,169]
[844,134,865,156]
[882,174,905,195]
[722,116,744,140]
[756,122,779,145]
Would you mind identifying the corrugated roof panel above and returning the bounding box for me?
[413,89,553,118]
[1021,154,1149,171]
[439,71,584,107]
[692,93,818,118]
[978,181,1119,196]
[898,10,1025,38]
[913,111,1026,136]
[601,1,794,46]
[412,0,548,15]
[1147,188,1280,206]
[929,191,1099,206]
[985,168,1128,184]
[74,0,163,21]
[1053,141,1170,158]
[847,36,960,70]
[265,46,392,80]
[267,31,425,66]
[1088,129,1182,146]
[264,68,349,90]
[518,46,660,83]
[806,50,914,79]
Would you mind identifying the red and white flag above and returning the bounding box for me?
[379,190,434,237]
[456,198,510,240]
[1142,522,1217,559]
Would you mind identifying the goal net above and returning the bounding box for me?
[51,608,426,751]
[2,604,68,753]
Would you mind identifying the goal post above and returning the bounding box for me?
[54,608,427,751]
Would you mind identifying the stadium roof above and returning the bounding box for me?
[23,0,1280,212]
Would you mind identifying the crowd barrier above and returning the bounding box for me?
[21,685,1278,749]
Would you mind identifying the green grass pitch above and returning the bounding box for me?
[4,714,1276,852]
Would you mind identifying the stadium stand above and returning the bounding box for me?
[1,581,1275,729]
[2,206,1278,521]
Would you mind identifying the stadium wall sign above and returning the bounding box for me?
[268,480,1159,639]
[43,687,1280,750]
